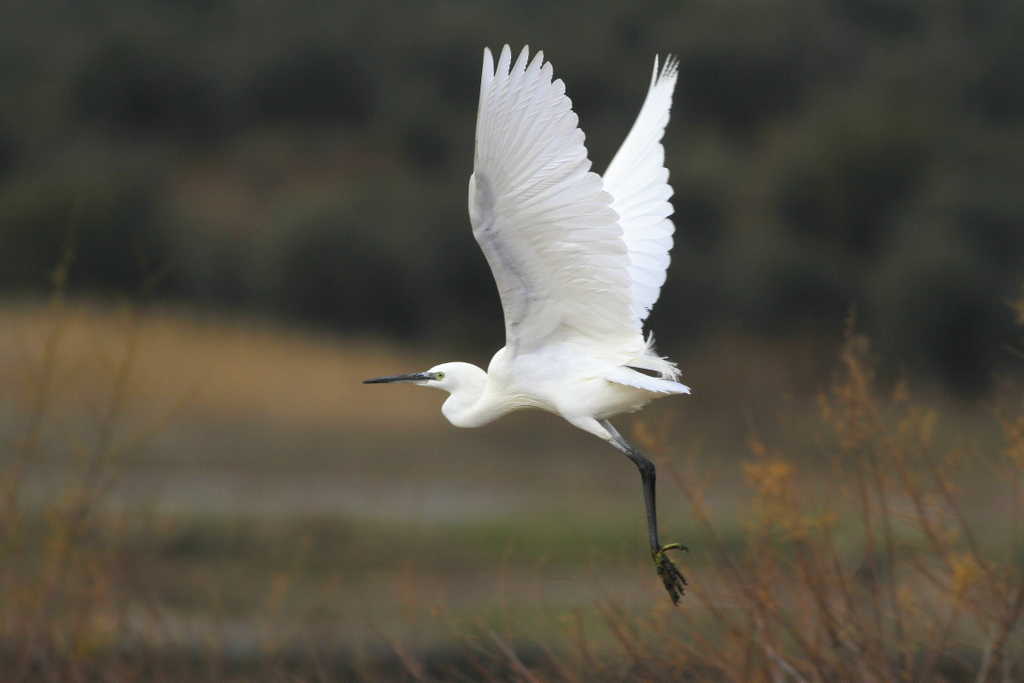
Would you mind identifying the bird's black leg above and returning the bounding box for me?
[601,420,687,604]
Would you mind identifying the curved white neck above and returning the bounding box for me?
[438,364,500,428]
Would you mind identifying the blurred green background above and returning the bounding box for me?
[2,1,1024,675]
[1,0,1022,396]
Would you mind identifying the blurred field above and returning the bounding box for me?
[2,298,1023,681]
[0,300,706,659]
[1,0,1022,678]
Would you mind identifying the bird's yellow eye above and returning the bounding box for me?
[435,372,445,380]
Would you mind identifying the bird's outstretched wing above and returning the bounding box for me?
[470,45,640,358]
[602,56,679,324]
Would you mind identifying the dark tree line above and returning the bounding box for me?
[0,0,1021,396]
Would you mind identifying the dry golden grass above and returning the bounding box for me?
[0,299,443,431]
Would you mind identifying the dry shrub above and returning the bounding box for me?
[372,320,1024,683]
[557,323,1024,683]
[0,258,181,681]
[663,327,1024,679]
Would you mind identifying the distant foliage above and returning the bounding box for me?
[74,41,221,143]
[247,48,374,128]
[0,0,1022,395]
[278,222,423,338]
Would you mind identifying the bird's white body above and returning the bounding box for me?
[432,348,659,432]
[366,45,690,601]
[419,45,689,443]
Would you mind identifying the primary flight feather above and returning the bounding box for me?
[366,45,689,603]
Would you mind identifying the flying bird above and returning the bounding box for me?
[366,45,689,603]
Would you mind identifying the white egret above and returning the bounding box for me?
[366,45,689,603]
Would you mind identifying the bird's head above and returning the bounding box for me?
[363,362,485,394]
[365,362,490,427]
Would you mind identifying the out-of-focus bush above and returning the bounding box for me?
[74,41,222,144]
[0,0,1021,396]
[276,207,424,339]
[247,48,374,129]
[0,178,175,295]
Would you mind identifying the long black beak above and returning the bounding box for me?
[363,372,434,384]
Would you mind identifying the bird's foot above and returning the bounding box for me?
[652,543,688,604]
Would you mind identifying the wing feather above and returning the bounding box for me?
[470,46,641,357]
[602,56,679,324]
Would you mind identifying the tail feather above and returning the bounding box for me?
[623,332,680,381]
[604,365,690,395]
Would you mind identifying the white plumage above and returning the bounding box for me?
[366,46,690,603]
[605,55,680,325]
[471,46,683,385]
